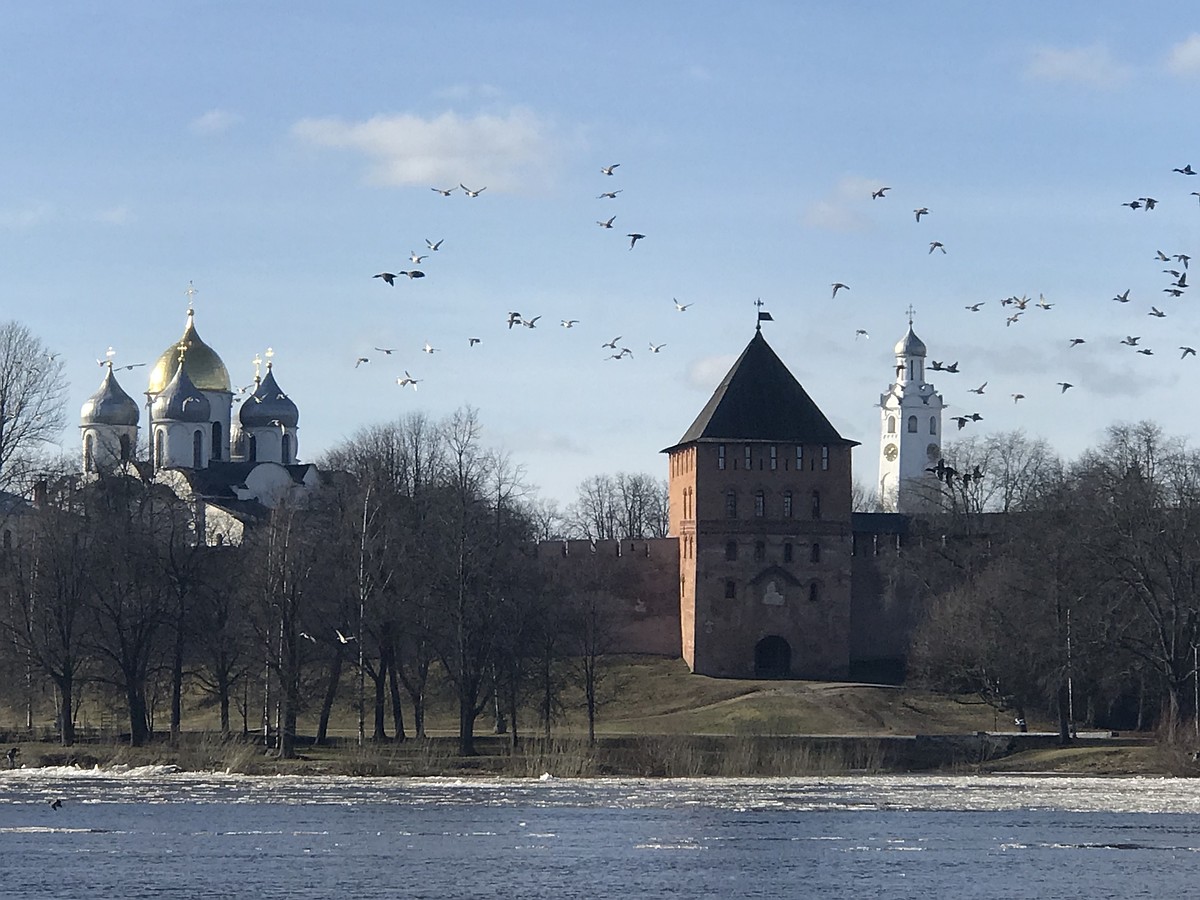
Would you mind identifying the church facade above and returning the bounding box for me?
[79,308,321,544]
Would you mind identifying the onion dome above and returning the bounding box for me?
[81,367,140,426]
[239,367,299,429]
[151,364,211,423]
[894,324,927,357]
[147,310,232,394]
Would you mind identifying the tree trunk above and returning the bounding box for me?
[56,674,75,747]
[315,652,343,745]
[127,683,150,747]
[387,657,406,742]
[373,660,388,742]
[1056,683,1072,745]
[170,619,184,745]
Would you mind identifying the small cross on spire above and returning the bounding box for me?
[906,304,917,326]
[185,281,199,313]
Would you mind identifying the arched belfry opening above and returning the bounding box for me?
[754,636,792,679]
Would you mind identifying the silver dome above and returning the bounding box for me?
[151,365,211,423]
[239,368,298,429]
[894,324,927,357]
[81,368,140,426]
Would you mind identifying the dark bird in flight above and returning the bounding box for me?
[1137,348,1154,356]
[627,233,646,249]
[914,207,929,221]
[354,357,369,368]
[469,337,481,347]
[1120,336,1141,346]
[399,270,425,279]
[1122,200,1142,210]
[597,216,616,228]
[1149,307,1167,318]
[602,336,622,350]
[597,190,622,199]
[965,302,985,312]
[970,412,983,422]
[1113,289,1131,303]
[872,186,890,199]
[929,241,946,254]
[1140,197,1158,210]
[831,282,849,298]
[952,415,970,430]
[1156,250,1171,261]
[1057,382,1074,393]
[1181,346,1196,358]
[1012,393,1025,403]
[601,164,620,175]
[969,382,987,394]
[507,312,523,329]
[1175,254,1190,269]
[1173,164,1196,175]
[374,272,397,286]
[1069,338,1086,346]
[374,347,396,355]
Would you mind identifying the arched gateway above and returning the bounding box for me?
[754,636,791,679]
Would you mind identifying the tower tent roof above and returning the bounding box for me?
[663,330,858,452]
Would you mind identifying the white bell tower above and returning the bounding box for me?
[878,309,944,512]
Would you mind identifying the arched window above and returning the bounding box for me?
[783,490,793,518]
[212,421,223,460]
[193,430,203,469]
[809,582,820,603]
[907,415,918,433]
[725,489,737,518]
[811,490,821,520]
[154,429,164,468]
[119,433,131,462]
[725,540,738,561]
[783,542,793,563]
[248,435,258,463]
[282,432,292,464]
[84,433,95,473]
[811,542,821,563]
[887,415,896,434]
[754,490,765,517]
[929,417,937,435]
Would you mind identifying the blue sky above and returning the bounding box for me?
[3,3,1199,505]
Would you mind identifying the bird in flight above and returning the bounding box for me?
[335,629,355,644]
[423,341,439,353]
[354,357,369,368]
[374,347,395,355]
[914,207,929,221]
[1057,382,1074,393]
[1175,254,1191,269]
[1140,197,1158,210]
[1181,346,1196,358]
[521,316,542,328]
[399,270,425,279]
[1113,289,1131,303]
[951,416,971,430]
[431,186,457,196]
[673,298,693,312]
[602,336,622,349]
[114,363,146,371]
[1036,294,1053,310]
[969,382,987,394]
[561,319,579,328]
[1120,336,1141,346]
[507,312,523,329]
[1122,200,1142,210]
[426,238,444,251]
[1069,338,1086,347]
[649,342,666,353]
[597,216,616,228]
[831,282,849,298]
[1174,164,1196,175]
[627,233,646,249]
[469,337,481,347]
[374,272,397,286]
[409,252,427,264]
[872,187,890,199]
[855,329,869,339]
[929,241,945,254]
[397,371,420,389]
[1137,348,1154,356]
[1155,250,1171,262]
[1149,307,1167,318]
[601,164,620,175]
[1012,393,1025,403]
[597,190,622,199]
[965,302,985,312]
[460,184,486,197]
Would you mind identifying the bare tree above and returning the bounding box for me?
[0,322,67,490]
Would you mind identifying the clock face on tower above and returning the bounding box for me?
[884,443,898,461]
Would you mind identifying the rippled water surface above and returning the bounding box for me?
[2,768,1199,898]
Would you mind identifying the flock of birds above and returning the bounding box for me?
[364,165,675,390]
[848,164,1198,441]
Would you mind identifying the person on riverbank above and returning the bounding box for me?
[5,747,18,768]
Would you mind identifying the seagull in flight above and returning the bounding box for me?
[1155,250,1171,262]
[855,329,869,340]
[965,302,985,312]
[872,186,890,199]
[649,342,666,353]
[354,357,369,368]
[521,315,542,328]
[914,207,929,221]
[597,216,616,228]
[374,347,396,355]
[597,190,622,199]
[831,282,849,298]
[374,272,397,286]
[1036,294,1053,310]
[602,336,622,350]
[969,382,987,394]
[673,298,693,312]
[460,184,486,197]
[601,164,620,175]
[335,629,356,644]
[431,186,457,196]
[423,341,439,354]
[627,233,646,249]
[561,319,579,328]
[426,238,444,251]
[409,252,427,264]
[397,371,420,389]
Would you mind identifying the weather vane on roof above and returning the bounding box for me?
[185,281,199,313]
[754,298,773,331]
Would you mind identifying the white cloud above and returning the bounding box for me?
[291,107,555,191]
[1166,34,1200,75]
[435,83,503,102]
[189,109,242,135]
[0,202,54,229]
[802,175,880,232]
[687,354,736,391]
[1024,44,1130,88]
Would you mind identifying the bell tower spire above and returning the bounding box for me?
[878,311,944,512]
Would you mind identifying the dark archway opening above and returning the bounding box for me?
[754,636,791,679]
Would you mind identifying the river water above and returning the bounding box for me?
[1,768,1198,899]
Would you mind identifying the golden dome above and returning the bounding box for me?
[147,310,232,395]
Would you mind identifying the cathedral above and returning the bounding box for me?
[78,307,321,544]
